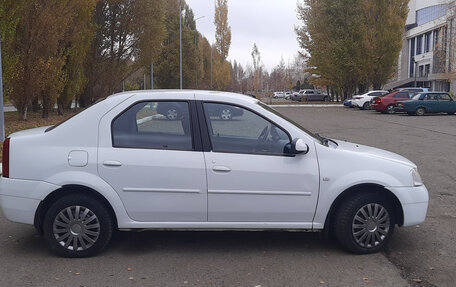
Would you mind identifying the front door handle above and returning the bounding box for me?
[103,160,122,167]
[212,165,231,172]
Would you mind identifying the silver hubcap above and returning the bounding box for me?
[167,109,178,120]
[220,109,232,120]
[53,206,100,251]
[352,203,390,248]
[387,105,394,113]
[417,108,424,116]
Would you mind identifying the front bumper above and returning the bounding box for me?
[0,177,61,225]
[386,185,429,226]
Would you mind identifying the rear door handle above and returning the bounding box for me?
[212,165,231,172]
[103,160,122,167]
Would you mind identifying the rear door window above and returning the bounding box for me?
[112,101,193,150]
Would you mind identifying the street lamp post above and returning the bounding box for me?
[179,0,183,89]
[0,32,5,141]
[194,16,204,88]
[414,59,418,87]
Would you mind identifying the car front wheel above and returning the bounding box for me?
[334,192,395,254]
[43,193,114,257]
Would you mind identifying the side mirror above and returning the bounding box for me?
[286,138,309,155]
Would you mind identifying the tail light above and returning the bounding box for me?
[2,138,10,178]
[374,97,382,103]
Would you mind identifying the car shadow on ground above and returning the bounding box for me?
[106,230,342,256]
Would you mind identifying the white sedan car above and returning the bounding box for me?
[0,90,428,257]
[352,90,389,109]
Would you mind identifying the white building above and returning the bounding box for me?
[386,0,455,92]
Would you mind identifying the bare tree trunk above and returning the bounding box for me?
[57,98,65,115]
[31,98,40,113]
[18,106,28,121]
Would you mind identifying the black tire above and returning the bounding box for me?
[334,192,395,254]
[415,107,425,116]
[323,96,329,102]
[362,102,371,110]
[386,104,395,114]
[43,193,114,258]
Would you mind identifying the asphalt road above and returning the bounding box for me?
[0,106,454,286]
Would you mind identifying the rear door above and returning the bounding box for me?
[98,96,207,222]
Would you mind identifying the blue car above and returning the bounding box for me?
[397,92,456,116]
[343,98,354,108]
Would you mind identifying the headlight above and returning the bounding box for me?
[411,168,423,186]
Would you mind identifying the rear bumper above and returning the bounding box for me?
[0,177,61,225]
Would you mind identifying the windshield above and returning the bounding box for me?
[257,102,322,143]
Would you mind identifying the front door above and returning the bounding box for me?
[201,102,319,224]
[98,100,207,222]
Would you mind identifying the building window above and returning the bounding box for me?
[424,32,431,53]
[433,28,440,50]
[416,4,448,26]
[410,38,415,77]
[416,35,423,55]
[425,64,430,77]
[419,65,424,77]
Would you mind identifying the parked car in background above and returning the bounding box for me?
[352,90,389,110]
[397,92,456,116]
[290,90,304,101]
[157,101,243,120]
[343,98,354,108]
[285,91,292,100]
[371,90,416,114]
[300,89,330,102]
[396,87,429,93]
[273,92,285,98]
[0,90,428,257]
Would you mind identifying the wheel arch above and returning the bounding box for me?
[34,184,118,235]
[323,183,404,233]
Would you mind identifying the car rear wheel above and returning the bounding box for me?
[43,194,114,258]
[166,108,179,120]
[386,105,395,114]
[220,108,232,120]
[334,192,395,254]
[323,96,329,102]
[415,107,425,116]
[362,102,371,110]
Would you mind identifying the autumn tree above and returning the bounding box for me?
[57,0,97,115]
[82,0,166,106]
[296,0,408,97]
[154,0,203,89]
[361,0,408,90]
[251,43,261,92]
[1,1,97,119]
[214,0,231,61]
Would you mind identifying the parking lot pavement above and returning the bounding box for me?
[0,106,453,286]
[276,106,456,287]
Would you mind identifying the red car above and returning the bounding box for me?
[371,90,415,114]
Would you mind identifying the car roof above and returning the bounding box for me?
[108,89,259,104]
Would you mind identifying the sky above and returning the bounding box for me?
[185,0,302,72]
